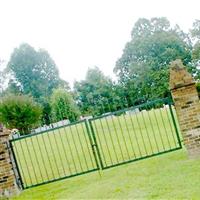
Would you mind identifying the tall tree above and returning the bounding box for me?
[190,20,200,39]
[7,43,65,99]
[114,17,193,103]
[74,67,116,116]
[190,19,200,80]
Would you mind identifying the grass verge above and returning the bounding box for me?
[12,149,200,199]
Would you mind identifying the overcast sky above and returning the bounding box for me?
[0,0,199,87]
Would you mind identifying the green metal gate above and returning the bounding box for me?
[9,120,100,189]
[88,98,182,169]
[9,97,182,189]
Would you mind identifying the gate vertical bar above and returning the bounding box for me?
[84,119,100,170]
[88,119,104,169]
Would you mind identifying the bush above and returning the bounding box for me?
[0,95,42,135]
[50,88,80,122]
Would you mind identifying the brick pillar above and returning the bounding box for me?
[169,59,200,158]
[0,125,20,197]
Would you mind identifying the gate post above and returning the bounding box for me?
[0,125,20,198]
[169,59,200,158]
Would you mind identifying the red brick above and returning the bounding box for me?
[170,59,200,158]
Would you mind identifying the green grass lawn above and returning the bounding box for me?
[12,149,200,199]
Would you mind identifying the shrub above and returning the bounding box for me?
[50,88,80,122]
[0,95,42,135]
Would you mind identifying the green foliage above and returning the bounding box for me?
[0,95,42,134]
[7,43,65,99]
[190,20,200,39]
[6,43,70,124]
[5,79,22,95]
[114,17,193,103]
[190,20,200,80]
[74,67,117,116]
[196,82,200,98]
[0,70,4,96]
[192,42,200,60]
[50,88,80,122]
[38,97,52,125]
[0,60,8,96]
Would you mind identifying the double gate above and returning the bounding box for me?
[9,98,182,189]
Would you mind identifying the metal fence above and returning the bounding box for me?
[9,97,182,189]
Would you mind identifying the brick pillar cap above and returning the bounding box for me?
[169,59,195,90]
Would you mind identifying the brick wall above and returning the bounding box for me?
[0,125,19,197]
[170,59,200,157]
